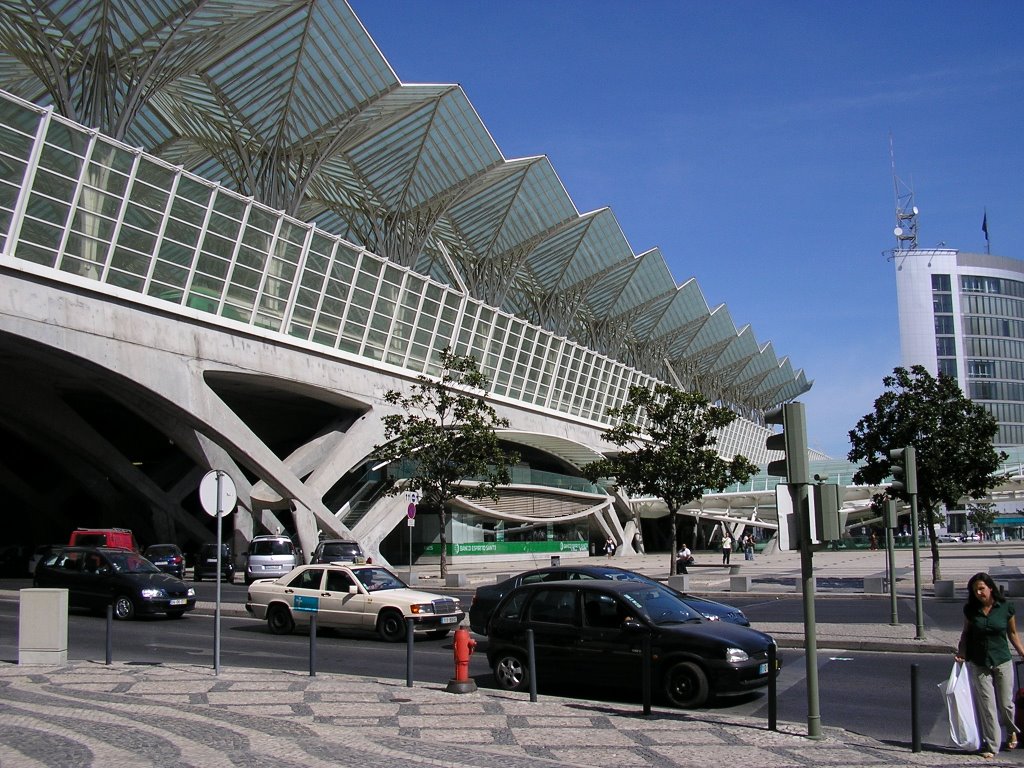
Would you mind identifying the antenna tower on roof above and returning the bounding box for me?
[890,134,918,251]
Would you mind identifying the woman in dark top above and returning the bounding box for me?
[955,571,1024,758]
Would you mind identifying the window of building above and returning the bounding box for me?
[934,315,954,335]
[932,274,951,291]
[938,358,958,378]
[936,337,957,356]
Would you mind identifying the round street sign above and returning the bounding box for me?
[407,503,416,519]
[200,470,237,518]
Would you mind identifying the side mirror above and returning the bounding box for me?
[622,618,647,633]
[348,585,358,595]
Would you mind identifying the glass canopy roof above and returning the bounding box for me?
[0,0,810,412]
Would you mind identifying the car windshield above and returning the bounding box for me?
[319,543,360,559]
[202,544,228,556]
[621,585,703,625]
[355,567,406,592]
[107,552,161,574]
[145,546,178,557]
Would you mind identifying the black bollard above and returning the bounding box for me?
[768,644,777,731]
[642,634,652,716]
[527,628,537,702]
[406,617,414,687]
[309,613,317,677]
[105,604,113,665]
[911,663,920,752]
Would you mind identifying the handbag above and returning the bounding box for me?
[938,660,981,751]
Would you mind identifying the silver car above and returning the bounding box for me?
[244,535,298,584]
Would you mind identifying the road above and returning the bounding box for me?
[0,588,964,746]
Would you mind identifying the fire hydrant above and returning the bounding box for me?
[446,626,477,693]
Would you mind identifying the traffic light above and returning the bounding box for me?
[888,446,917,496]
[883,499,898,529]
[765,402,809,485]
[812,480,846,542]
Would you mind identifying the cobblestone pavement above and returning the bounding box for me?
[3,544,1022,767]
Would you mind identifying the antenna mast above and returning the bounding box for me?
[890,134,919,251]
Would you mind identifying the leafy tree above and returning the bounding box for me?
[583,383,758,575]
[373,349,517,577]
[848,365,1006,581]
[967,502,998,537]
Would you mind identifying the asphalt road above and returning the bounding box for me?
[0,592,961,745]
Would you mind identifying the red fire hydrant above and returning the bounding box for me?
[446,626,477,693]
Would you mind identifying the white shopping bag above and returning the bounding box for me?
[938,661,981,751]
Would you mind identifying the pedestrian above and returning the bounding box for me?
[721,533,732,565]
[604,536,615,558]
[955,571,1024,758]
[676,543,693,573]
[743,533,754,561]
[870,530,878,550]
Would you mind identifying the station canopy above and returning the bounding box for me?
[0,0,810,413]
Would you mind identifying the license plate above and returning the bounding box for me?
[169,598,187,606]
[758,662,768,675]
[441,615,458,624]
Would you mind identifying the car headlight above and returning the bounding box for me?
[187,588,196,597]
[140,588,167,599]
[725,647,749,663]
[409,603,434,614]
[705,614,721,621]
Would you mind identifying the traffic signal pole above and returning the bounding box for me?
[890,446,923,640]
[766,402,821,740]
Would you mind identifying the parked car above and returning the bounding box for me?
[485,579,779,708]
[194,543,235,582]
[961,533,982,542]
[936,533,959,544]
[245,563,464,642]
[244,534,298,584]
[469,564,748,634]
[143,544,185,579]
[310,538,366,564]
[33,546,196,619]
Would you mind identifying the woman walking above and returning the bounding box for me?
[955,572,1024,758]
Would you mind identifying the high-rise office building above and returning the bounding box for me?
[894,247,1024,446]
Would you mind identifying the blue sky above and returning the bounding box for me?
[350,0,1024,459]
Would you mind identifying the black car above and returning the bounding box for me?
[469,564,748,634]
[310,538,366,564]
[194,543,234,582]
[34,546,197,619]
[143,543,185,579]
[485,580,778,708]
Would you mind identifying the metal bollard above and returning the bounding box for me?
[527,628,537,702]
[406,617,415,687]
[105,604,113,665]
[768,644,777,731]
[309,613,317,677]
[642,634,652,716]
[911,663,920,752]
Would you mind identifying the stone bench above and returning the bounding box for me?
[863,573,887,594]
[730,575,753,592]
[933,579,955,598]
[685,563,742,575]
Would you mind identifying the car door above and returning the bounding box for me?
[578,589,645,689]
[319,569,364,630]
[281,568,325,625]
[523,586,581,681]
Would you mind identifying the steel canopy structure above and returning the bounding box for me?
[0,0,810,416]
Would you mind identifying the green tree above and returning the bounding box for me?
[373,349,518,577]
[583,383,758,575]
[967,502,998,537]
[848,365,1007,581]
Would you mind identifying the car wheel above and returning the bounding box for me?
[167,610,186,619]
[663,661,709,708]
[493,652,529,692]
[112,596,135,620]
[267,604,295,635]
[377,609,406,642]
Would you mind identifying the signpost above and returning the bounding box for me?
[199,469,236,675]
[407,498,417,568]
